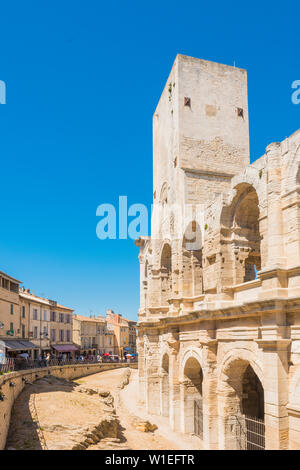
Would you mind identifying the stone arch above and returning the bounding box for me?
[180,348,204,437]
[160,353,170,417]
[182,221,203,297]
[217,349,264,449]
[180,347,205,379]
[218,348,264,397]
[179,348,206,437]
[229,166,267,213]
[220,182,262,285]
[160,242,172,306]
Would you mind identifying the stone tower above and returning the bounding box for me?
[152,54,250,240]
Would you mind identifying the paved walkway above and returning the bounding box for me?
[119,369,202,450]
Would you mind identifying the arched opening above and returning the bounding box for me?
[241,365,264,420]
[231,185,261,284]
[161,353,169,417]
[183,357,203,438]
[182,221,203,297]
[161,243,172,305]
[220,358,265,450]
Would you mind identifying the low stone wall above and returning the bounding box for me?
[0,362,137,450]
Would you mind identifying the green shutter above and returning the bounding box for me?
[10,304,14,314]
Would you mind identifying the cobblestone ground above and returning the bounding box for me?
[6,368,184,450]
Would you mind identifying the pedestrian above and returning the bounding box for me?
[45,352,50,367]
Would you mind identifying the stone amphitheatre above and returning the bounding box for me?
[135,54,300,450]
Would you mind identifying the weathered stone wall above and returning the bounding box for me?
[0,362,137,450]
[135,54,300,450]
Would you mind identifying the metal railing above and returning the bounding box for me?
[194,398,203,439]
[235,414,265,450]
[0,356,138,373]
[0,358,15,374]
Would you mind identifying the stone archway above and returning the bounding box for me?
[232,185,261,283]
[220,183,262,286]
[181,354,203,437]
[218,352,264,450]
[161,353,170,417]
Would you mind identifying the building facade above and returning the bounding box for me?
[0,271,22,340]
[19,289,51,356]
[72,314,106,355]
[48,302,75,356]
[127,320,137,354]
[19,289,75,358]
[0,272,37,357]
[104,322,116,355]
[106,310,137,356]
[135,55,300,450]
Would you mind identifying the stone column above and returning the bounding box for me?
[265,142,285,268]
[137,333,146,405]
[201,339,218,450]
[260,142,287,299]
[256,338,290,450]
[169,348,181,431]
[148,268,162,308]
[138,254,146,311]
[145,329,161,415]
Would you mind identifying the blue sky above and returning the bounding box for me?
[0,1,299,320]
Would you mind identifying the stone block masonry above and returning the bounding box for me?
[136,53,300,450]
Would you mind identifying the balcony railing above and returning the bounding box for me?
[0,356,138,373]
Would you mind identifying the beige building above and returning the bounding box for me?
[103,322,115,355]
[19,288,51,357]
[135,54,300,450]
[49,302,75,356]
[19,289,75,358]
[127,319,137,354]
[0,271,37,357]
[72,314,106,355]
[106,310,137,356]
[0,271,22,340]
